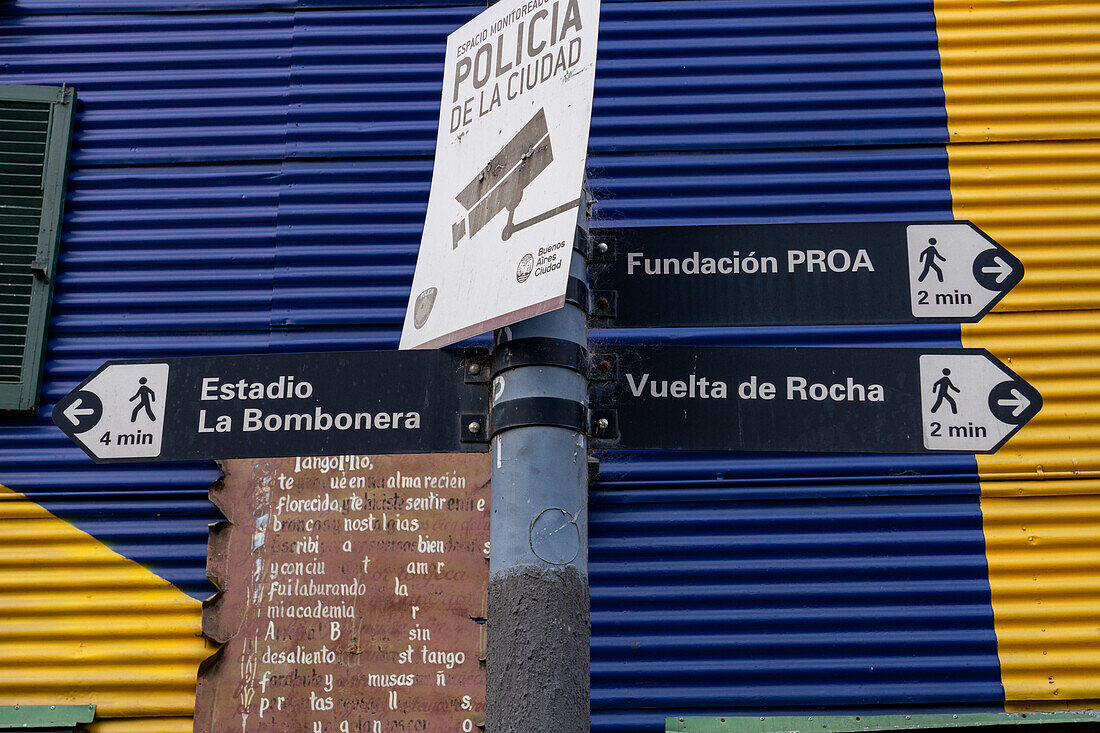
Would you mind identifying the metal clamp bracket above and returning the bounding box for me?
[565,277,588,310]
[493,337,587,377]
[572,224,591,258]
[490,397,587,438]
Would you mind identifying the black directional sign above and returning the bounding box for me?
[54,350,489,463]
[588,346,1041,454]
[589,222,1023,327]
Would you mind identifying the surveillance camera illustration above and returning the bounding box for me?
[451,108,580,249]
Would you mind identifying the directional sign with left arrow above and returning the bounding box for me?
[53,350,489,463]
[588,345,1041,454]
[589,221,1024,328]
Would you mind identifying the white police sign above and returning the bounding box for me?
[400,0,601,350]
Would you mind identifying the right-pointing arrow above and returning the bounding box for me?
[981,255,1013,284]
[997,387,1029,418]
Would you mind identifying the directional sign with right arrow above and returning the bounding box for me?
[588,346,1041,454]
[906,223,1023,320]
[588,221,1024,328]
[918,352,1042,452]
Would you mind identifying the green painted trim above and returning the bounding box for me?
[0,704,94,728]
[0,84,68,104]
[666,713,1100,733]
[0,83,75,412]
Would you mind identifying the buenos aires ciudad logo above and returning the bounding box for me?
[516,254,534,283]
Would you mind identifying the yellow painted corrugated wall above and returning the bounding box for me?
[0,484,208,732]
[936,0,1100,707]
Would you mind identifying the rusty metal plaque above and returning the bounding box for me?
[195,454,490,733]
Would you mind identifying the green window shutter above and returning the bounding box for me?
[0,83,75,412]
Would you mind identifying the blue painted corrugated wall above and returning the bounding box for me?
[0,1,1007,730]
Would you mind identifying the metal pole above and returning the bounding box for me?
[486,189,590,733]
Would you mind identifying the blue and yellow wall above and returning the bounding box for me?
[945,0,1100,707]
[1,1,1099,731]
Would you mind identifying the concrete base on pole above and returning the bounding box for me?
[487,566,589,733]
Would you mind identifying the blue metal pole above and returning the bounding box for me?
[486,191,590,733]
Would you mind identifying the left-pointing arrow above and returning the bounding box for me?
[54,389,103,434]
[62,398,94,424]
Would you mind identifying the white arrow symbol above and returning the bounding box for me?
[997,388,1029,417]
[981,255,1013,284]
[62,397,95,425]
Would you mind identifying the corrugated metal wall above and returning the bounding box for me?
[0,0,1097,731]
[937,0,1100,710]
[585,152,979,730]
[587,2,980,729]
[0,485,206,732]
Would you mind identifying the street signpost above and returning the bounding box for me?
[399,0,601,350]
[44,3,1046,730]
[53,229,1043,733]
[53,350,489,463]
[589,346,1041,454]
[589,222,1024,327]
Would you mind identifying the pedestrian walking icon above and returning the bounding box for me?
[918,238,947,283]
[129,377,157,422]
[930,368,959,414]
